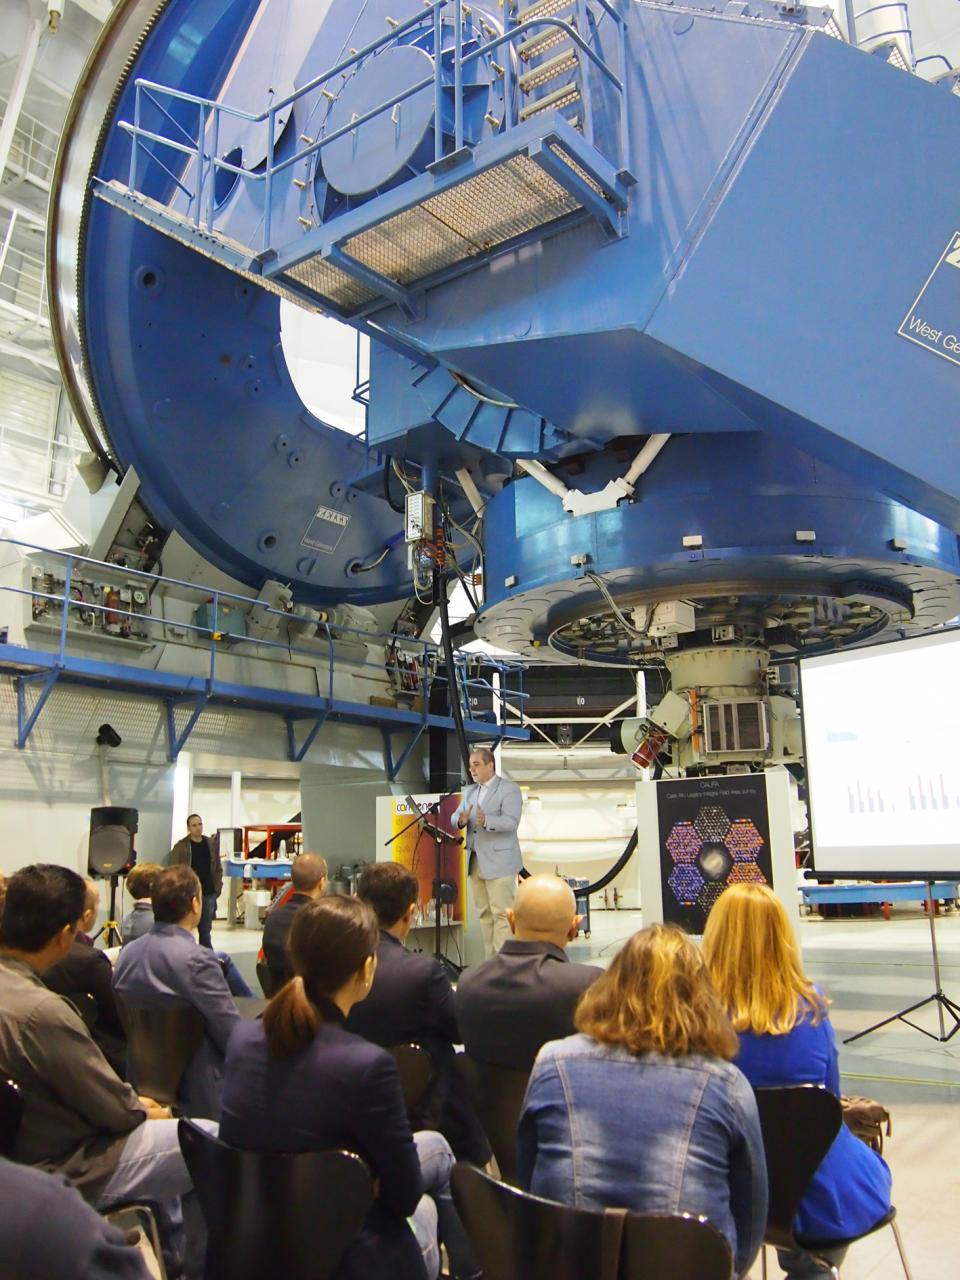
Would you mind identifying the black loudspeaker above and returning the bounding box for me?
[88,806,138,877]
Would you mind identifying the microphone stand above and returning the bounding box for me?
[384,790,464,978]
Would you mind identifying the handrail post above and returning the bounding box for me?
[434,0,444,163]
[59,555,72,664]
[195,103,206,226]
[264,107,276,251]
[503,0,515,130]
[129,84,141,190]
[209,591,219,683]
[576,0,594,146]
[326,624,335,702]
[454,0,464,152]
[208,105,220,229]
[617,4,629,176]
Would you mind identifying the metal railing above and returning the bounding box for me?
[116,0,628,256]
[0,206,48,328]
[0,97,59,190]
[0,537,527,729]
[853,2,916,69]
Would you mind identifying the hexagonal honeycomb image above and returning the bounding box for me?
[693,806,731,843]
[727,862,766,884]
[697,881,727,914]
[665,821,701,864]
[668,863,705,904]
[725,817,764,863]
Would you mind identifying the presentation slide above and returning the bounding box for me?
[801,629,960,877]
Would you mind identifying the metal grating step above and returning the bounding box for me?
[517,0,577,63]
[519,44,579,93]
[519,81,582,121]
[517,0,575,23]
[338,154,582,293]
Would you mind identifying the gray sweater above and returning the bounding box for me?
[0,955,145,1202]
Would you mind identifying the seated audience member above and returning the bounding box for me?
[347,862,488,1164]
[220,895,480,1280]
[703,884,892,1280]
[0,864,208,1276]
[456,874,601,1071]
[121,864,164,943]
[113,865,240,1120]
[518,923,767,1279]
[122,862,252,997]
[43,877,126,1069]
[0,1156,153,1280]
[261,852,327,984]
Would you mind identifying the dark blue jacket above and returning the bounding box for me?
[734,1007,892,1242]
[220,1006,426,1280]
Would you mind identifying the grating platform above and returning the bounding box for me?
[96,112,631,321]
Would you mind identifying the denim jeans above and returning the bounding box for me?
[413,1130,481,1280]
[215,951,253,997]
[198,893,217,949]
[97,1117,219,1279]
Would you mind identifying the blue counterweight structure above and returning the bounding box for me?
[50,0,960,662]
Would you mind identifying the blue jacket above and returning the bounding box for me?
[220,1009,426,1280]
[451,774,523,879]
[112,923,239,1120]
[734,1009,892,1242]
[518,1034,767,1277]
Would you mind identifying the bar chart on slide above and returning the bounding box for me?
[801,630,960,875]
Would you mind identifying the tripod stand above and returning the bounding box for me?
[92,873,124,949]
[384,793,463,980]
[844,880,960,1045]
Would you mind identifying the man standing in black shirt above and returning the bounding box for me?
[166,814,222,948]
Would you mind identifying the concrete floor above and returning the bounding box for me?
[216,902,960,1279]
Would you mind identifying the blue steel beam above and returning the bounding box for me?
[15,669,61,750]
[285,709,331,763]
[0,646,529,755]
[164,691,212,762]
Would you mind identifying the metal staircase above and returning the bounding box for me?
[517,0,584,126]
[94,0,633,323]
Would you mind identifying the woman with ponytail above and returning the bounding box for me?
[219,895,478,1280]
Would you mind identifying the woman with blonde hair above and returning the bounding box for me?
[517,923,767,1278]
[702,883,892,1279]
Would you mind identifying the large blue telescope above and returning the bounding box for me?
[50,0,960,659]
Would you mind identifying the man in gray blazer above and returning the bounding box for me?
[452,747,523,956]
[114,866,239,1120]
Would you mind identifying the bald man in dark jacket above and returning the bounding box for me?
[456,874,602,1070]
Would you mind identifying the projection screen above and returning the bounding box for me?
[800,628,960,878]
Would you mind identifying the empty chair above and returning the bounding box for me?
[388,1043,433,1114]
[754,1086,913,1280]
[178,1118,373,1280]
[0,1079,23,1158]
[118,1003,205,1108]
[451,1161,733,1280]
[457,1055,529,1186]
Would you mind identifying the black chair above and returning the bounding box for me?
[0,1078,23,1157]
[0,1074,166,1276]
[255,960,284,997]
[388,1042,433,1114]
[754,1085,913,1279]
[117,1002,205,1107]
[451,1161,733,1280]
[457,1054,529,1185]
[178,1118,373,1280]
